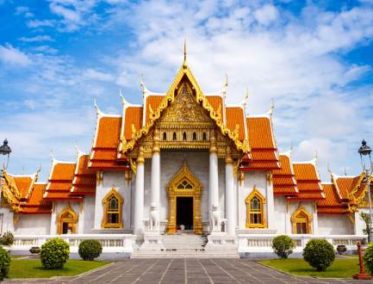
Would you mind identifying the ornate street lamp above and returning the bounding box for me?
[358,140,373,243]
[0,139,12,169]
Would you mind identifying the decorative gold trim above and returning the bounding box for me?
[121,62,250,155]
[291,207,312,234]
[101,188,124,229]
[245,187,267,228]
[57,204,78,234]
[167,162,203,235]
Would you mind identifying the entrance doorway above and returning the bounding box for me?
[177,197,193,230]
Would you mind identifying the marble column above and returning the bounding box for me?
[150,129,161,231]
[209,130,220,231]
[134,146,145,235]
[225,147,236,235]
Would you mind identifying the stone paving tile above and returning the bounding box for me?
[3,259,372,284]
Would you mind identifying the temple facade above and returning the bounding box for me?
[0,54,371,256]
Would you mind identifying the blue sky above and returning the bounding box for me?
[0,0,372,181]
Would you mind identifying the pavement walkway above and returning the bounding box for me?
[3,259,370,284]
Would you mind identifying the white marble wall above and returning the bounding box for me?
[318,215,354,235]
[15,215,50,235]
[93,171,132,231]
[0,208,14,234]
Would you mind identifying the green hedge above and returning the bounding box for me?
[363,243,373,275]
[40,238,70,269]
[0,247,11,280]
[303,239,335,271]
[78,240,102,261]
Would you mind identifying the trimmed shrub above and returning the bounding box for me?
[0,247,11,280]
[0,231,14,246]
[41,238,70,269]
[303,239,335,271]
[272,235,295,259]
[363,243,373,275]
[78,240,102,261]
[29,246,41,254]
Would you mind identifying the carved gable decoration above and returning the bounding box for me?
[159,82,213,126]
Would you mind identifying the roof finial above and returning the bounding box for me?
[183,39,187,68]
[327,162,332,175]
[268,98,275,116]
[94,97,102,116]
[241,88,249,111]
[344,167,348,176]
[120,89,128,106]
[222,73,228,99]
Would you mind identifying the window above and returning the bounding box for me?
[193,132,197,141]
[102,189,124,228]
[173,132,177,141]
[183,132,187,141]
[291,208,312,234]
[202,132,207,141]
[163,132,167,141]
[245,188,266,228]
[177,179,193,189]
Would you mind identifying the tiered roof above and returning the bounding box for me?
[289,162,325,200]
[272,154,298,196]
[70,153,96,197]
[44,161,81,201]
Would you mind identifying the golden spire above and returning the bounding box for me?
[183,39,187,68]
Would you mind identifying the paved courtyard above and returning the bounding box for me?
[4,259,370,284]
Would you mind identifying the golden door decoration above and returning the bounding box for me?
[167,161,203,235]
[291,207,313,234]
[57,204,78,234]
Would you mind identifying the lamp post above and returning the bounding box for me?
[358,139,373,243]
[0,139,12,205]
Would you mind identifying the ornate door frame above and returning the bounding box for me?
[167,162,203,235]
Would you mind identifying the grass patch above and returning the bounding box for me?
[259,257,360,279]
[8,259,109,279]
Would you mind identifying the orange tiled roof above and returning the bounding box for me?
[145,96,163,125]
[273,154,298,196]
[71,154,96,197]
[13,176,34,200]
[45,162,81,201]
[317,183,350,214]
[334,175,361,202]
[226,107,245,141]
[19,183,52,214]
[206,96,223,117]
[90,115,128,170]
[241,116,280,170]
[288,163,325,200]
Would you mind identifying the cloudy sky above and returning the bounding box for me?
[0,0,372,181]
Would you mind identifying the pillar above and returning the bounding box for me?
[150,129,161,231]
[209,130,220,229]
[134,146,145,235]
[225,147,236,235]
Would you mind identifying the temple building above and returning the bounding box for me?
[0,52,371,257]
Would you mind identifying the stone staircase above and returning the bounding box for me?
[131,234,239,258]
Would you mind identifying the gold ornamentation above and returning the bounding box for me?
[225,146,233,164]
[57,204,78,234]
[137,147,144,164]
[167,162,203,235]
[291,207,312,234]
[96,171,103,185]
[101,188,124,229]
[120,62,250,156]
[245,187,267,228]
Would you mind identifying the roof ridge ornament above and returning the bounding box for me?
[267,98,275,117]
[222,74,228,99]
[93,97,103,117]
[241,88,249,111]
[120,89,128,106]
[183,39,187,69]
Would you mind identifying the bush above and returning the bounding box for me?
[303,239,335,271]
[0,247,11,280]
[272,235,295,259]
[40,238,70,269]
[336,245,347,255]
[29,246,41,254]
[0,231,14,246]
[78,240,102,261]
[363,243,373,275]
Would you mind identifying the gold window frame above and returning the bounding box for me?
[245,188,267,228]
[57,204,78,234]
[291,207,313,234]
[101,188,124,229]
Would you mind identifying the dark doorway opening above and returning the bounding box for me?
[176,197,193,230]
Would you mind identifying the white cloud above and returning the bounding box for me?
[19,35,54,42]
[254,4,278,25]
[0,44,31,66]
[27,19,55,28]
[83,68,114,82]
